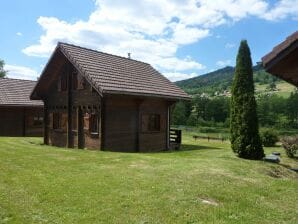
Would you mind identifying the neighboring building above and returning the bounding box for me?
[262,31,298,87]
[31,42,190,152]
[0,78,43,136]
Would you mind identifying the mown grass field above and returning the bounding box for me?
[0,133,297,224]
[255,81,296,98]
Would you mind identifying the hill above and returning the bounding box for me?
[175,64,295,97]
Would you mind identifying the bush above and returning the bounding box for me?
[281,136,298,158]
[261,129,279,147]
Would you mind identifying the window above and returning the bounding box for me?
[53,113,62,129]
[90,113,99,133]
[33,115,43,126]
[141,114,161,132]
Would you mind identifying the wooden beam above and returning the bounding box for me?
[67,64,74,148]
[100,97,106,150]
[166,104,170,150]
[22,107,26,137]
[135,99,143,152]
[78,107,85,149]
[43,100,49,145]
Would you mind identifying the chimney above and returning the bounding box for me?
[128,53,131,59]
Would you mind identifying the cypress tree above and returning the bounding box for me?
[230,40,264,160]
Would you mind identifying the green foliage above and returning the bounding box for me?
[286,90,298,128]
[175,63,282,96]
[172,101,187,125]
[230,40,264,160]
[281,135,298,158]
[176,66,234,95]
[0,59,7,78]
[257,94,286,127]
[186,113,197,126]
[253,68,279,85]
[261,129,279,147]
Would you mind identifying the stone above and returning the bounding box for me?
[264,154,280,163]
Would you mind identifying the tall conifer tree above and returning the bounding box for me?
[230,40,264,159]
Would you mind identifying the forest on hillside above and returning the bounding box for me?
[176,64,280,96]
[172,91,298,131]
[172,65,298,132]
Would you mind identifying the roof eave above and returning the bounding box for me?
[103,90,191,101]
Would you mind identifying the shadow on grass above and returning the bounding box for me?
[171,143,221,152]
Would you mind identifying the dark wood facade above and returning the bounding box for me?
[31,42,190,152]
[262,31,298,87]
[0,78,44,137]
[42,63,174,151]
[0,106,43,137]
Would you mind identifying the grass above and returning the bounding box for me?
[0,134,297,224]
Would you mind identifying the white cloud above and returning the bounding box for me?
[225,43,236,48]
[4,64,38,80]
[216,59,232,67]
[261,0,298,20]
[22,0,298,81]
[163,72,198,82]
[16,32,22,36]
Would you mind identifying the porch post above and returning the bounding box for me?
[67,64,74,148]
[166,104,170,150]
[43,100,49,145]
[100,97,106,150]
[78,107,85,149]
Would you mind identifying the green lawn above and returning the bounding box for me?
[0,134,297,224]
[255,81,296,98]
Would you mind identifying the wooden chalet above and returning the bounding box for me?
[262,31,298,87]
[31,42,190,152]
[0,78,43,136]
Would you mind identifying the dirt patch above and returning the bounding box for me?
[198,197,219,206]
[266,166,297,179]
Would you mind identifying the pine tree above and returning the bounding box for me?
[230,40,264,159]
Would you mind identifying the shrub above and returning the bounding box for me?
[281,136,298,158]
[261,129,279,147]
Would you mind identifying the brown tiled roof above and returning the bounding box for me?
[0,78,43,106]
[262,31,298,67]
[34,42,190,100]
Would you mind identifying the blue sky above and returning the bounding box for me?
[1,0,297,81]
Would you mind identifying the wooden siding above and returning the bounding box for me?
[103,96,138,152]
[139,99,168,152]
[103,95,170,152]
[46,63,101,149]
[0,107,43,137]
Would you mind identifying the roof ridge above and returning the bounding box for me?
[58,42,150,66]
[0,77,37,82]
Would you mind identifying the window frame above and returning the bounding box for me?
[141,113,161,133]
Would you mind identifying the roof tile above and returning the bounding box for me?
[0,78,43,106]
[59,43,190,100]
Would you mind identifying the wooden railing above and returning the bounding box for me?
[193,135,227,142]
[170,129,182,144]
